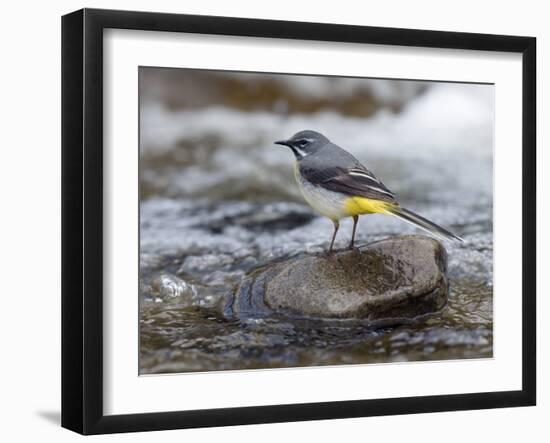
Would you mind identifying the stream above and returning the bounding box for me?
[139,78,494,374]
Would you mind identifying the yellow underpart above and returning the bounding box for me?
[344,196,396,216]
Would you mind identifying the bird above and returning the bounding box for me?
[275,130,463,252]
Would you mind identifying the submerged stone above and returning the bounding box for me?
[230,235,448,323]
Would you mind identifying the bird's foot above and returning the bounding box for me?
[320,247,337,258]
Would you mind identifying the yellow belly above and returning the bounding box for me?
[343,196,396,216]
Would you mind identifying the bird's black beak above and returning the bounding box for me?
[274,139,290,147]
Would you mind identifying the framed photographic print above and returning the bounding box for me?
[61,8,536,434]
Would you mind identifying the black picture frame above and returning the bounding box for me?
[61,8,536,435]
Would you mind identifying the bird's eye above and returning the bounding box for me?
[298,139,308,147]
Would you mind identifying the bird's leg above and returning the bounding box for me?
[349,215,359,249]
[329,220,340,253]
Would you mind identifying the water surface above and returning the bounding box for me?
[139,81,494,374]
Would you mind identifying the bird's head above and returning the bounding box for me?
[274,130,329,160]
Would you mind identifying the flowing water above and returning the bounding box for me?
[139,79,494,374]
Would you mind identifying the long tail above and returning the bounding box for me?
[386,206,464,243]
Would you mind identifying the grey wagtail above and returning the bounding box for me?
[275,130,463,252]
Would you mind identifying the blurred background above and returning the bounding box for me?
[139,67,494,374]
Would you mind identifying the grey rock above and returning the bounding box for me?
[231,235,448,322]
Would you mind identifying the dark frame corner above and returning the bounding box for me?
[62,8,536,435]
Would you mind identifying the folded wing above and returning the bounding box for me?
[300,165,397,204]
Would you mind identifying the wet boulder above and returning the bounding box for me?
[230,235,449,323]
